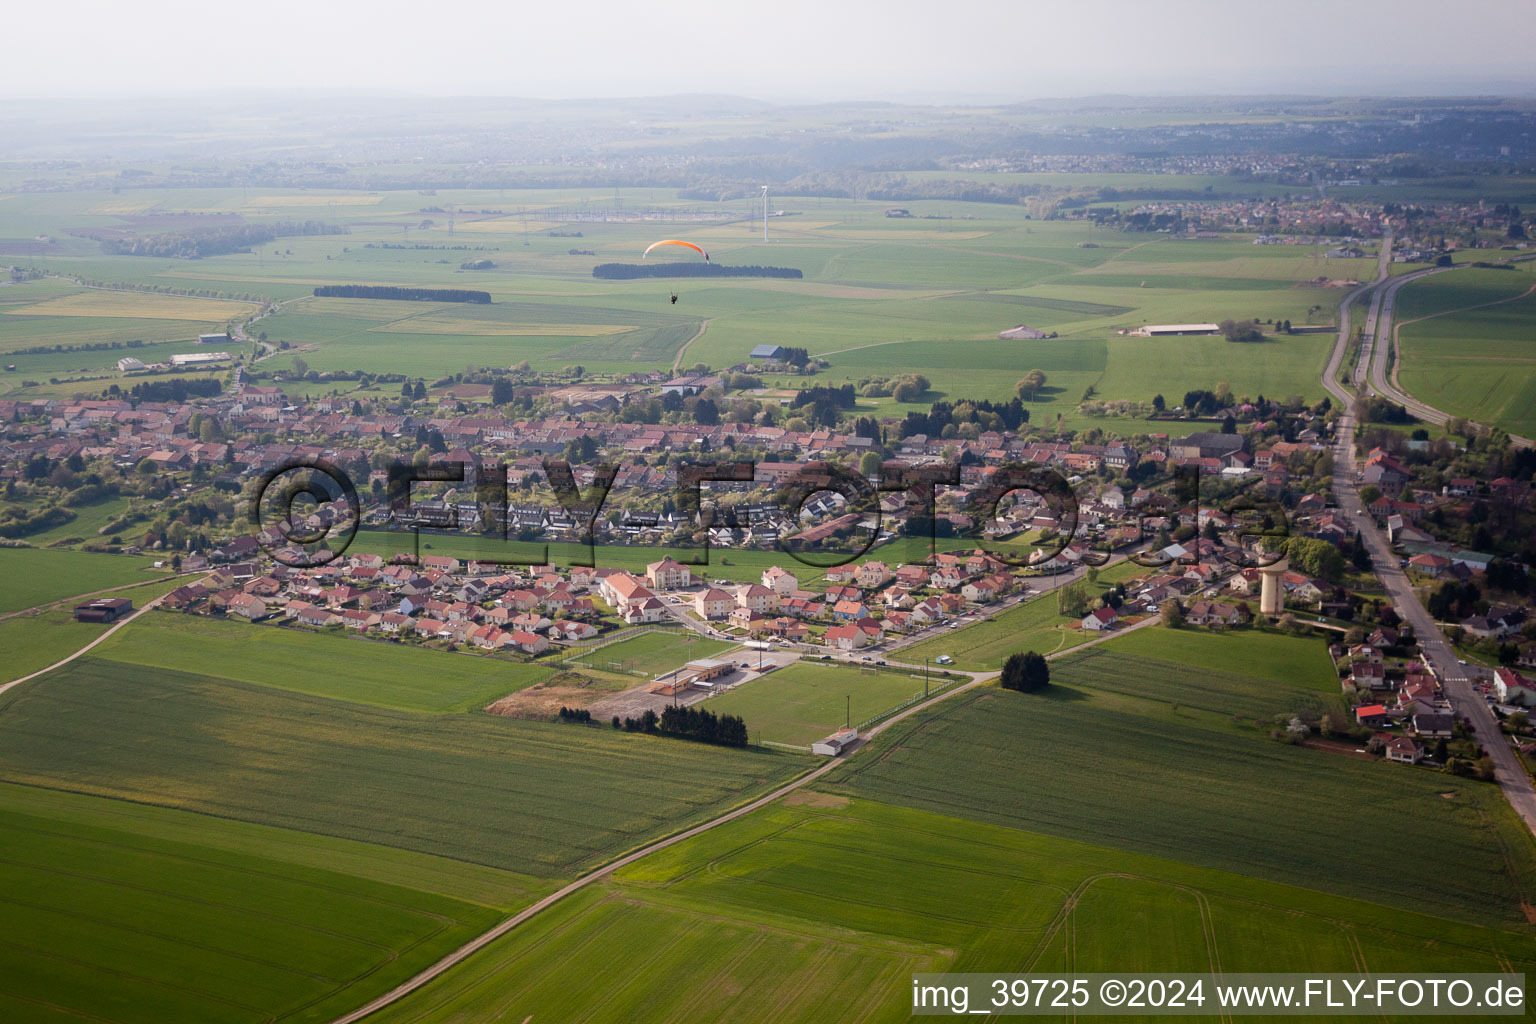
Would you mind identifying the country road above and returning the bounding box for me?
[1320,235,1536,837]
[327,578,1154,1023]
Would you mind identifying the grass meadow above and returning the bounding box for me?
[0,546,171,613]
[564,629,735,678]
[702,660,952,746]
[897,587,1105,670]
[359,798,1536,1024]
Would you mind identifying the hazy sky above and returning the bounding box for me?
[11,0,1535,101]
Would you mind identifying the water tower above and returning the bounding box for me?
[1259,557,1289,617]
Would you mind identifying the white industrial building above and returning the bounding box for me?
[1129,323,1220,337]
[169,351,232,367]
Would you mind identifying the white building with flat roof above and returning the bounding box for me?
[1129,323,1220,337]
[812,727,859,757]
[170,351,232,366]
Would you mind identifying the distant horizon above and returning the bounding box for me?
[8,0,1535,103]
[8,86,1536,108]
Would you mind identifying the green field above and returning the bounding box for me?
[564,628,735,678]
[0,782,521,1024]
[1395,263,1536,437]
[97,612,553,713]
[0,658,810,876]
[348,530,949,589]
[359,798,1536,1024]
[0,575,192,684]
[899,588,1096,669]
[825,633,1536,928]
[0,546,171,613]
[6,187,1350,427]
[702,659,951,746]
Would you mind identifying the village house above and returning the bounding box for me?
[1082,606,1118,631]
[694,588,735,620]
[736,583,780,615]
[761,565,798,594]
[646,557,694,591]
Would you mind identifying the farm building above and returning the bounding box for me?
[660,374,722,396]
[749,344,786,361]
[170,351,232,366]
[997,324,1050,340]
[198,332,233,345]
[73,598,133,623]
[116,357,146,372]
[812,727,859,756]
[1129,323,1219,337]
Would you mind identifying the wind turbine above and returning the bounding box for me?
[761,186,769,243]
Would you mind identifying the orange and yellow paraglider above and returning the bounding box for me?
[642,239,709,261]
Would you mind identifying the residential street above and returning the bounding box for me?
[1321,242,1536,835]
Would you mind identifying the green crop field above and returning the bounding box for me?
[1103,623,1338,686]
[96,613,554,712]
[0,658,810,876]
[825,635,1536,928]
[565,628,735,678]
[1394,263,1536,437]
[359,798,1536,1024]
[702,659,952,746]
[0,547,171,613]
[0,782,517,1024]
[6,186,1351,433]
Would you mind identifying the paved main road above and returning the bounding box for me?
[1320,243,1536,835]
[1326,412,1536,832]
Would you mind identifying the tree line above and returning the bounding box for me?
[98,220,344,259]
[128,378,222,403]
[606,705,749,747]
[313,285,491,303]
[591,263,803,280]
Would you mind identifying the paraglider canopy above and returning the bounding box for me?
[643,239,709,261]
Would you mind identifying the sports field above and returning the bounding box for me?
[564,628,735,678]
[359,798,1536,1024]
[702,659,952,745]
[96,613,554,713]
[1394,263,1536,437]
